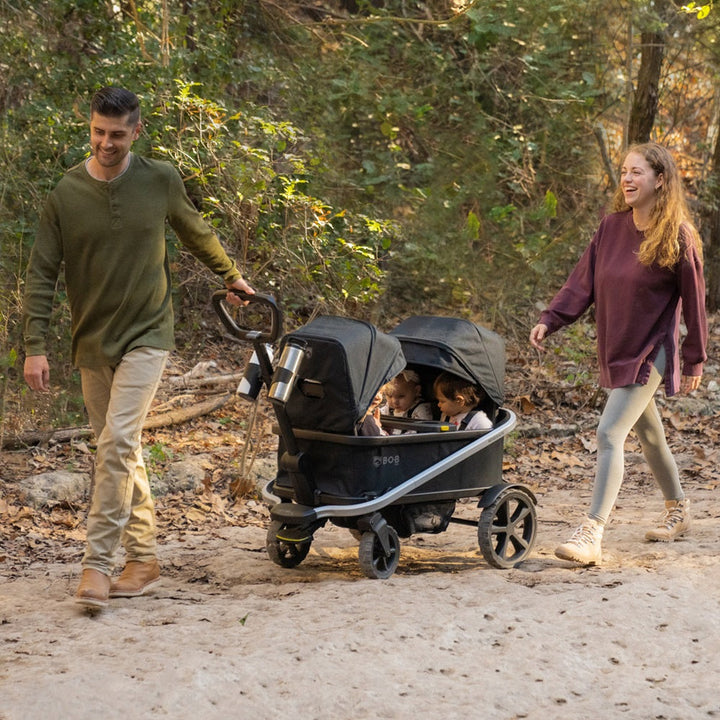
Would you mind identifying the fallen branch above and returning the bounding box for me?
[2,393,234,450]
[165,372,244,389]
[143,393,233,428]
[2,425,95,449]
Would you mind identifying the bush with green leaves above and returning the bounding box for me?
[255,0,612,323]
[146,82,397,331]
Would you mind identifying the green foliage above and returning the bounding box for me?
[0,3,399,428]
[260,0,610,321]
[2,0,717,431]
[145,442,175,481]
[148,442,174,465]
[147,82,396,328]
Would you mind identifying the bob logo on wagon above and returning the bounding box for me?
[373,455,401,468]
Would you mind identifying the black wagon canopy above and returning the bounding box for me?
[390,316,506,407]
[278,315,406,434]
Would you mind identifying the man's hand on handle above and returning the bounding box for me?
[225,277,255,307]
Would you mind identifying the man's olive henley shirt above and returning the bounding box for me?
[23,154,242,368]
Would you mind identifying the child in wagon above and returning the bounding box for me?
[433,371,493,431]
[359,389,388,436]
[382,369,434,424]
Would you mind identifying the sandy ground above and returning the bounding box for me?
[2,477,719,720]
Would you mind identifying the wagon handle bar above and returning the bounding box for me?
[211,289,283,344]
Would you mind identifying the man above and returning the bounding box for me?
[23,86,254,609]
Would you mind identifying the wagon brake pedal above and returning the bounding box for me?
[357,513,394,556]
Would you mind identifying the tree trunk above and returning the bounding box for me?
[702,130,720,311]
[182,0,196,52]
[705,228,720,312]
[627,29,665,144]
[626,0,679,145]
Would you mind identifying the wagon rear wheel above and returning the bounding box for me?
[358,525,400,579]
[478,487,537,569]
[266,520,312,568]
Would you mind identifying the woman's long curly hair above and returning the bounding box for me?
[611,142,703,267]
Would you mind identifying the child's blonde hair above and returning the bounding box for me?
[395,369,421,386]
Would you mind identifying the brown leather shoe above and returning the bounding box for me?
[75,568,110,608]
[109,560,161,598]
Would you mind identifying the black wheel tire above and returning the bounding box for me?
[358,526,400,579]
[478,488,537,569]
[266,520,312,568]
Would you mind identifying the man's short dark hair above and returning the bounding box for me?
[91,87,140,125]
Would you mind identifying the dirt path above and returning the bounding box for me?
[2,479,719,720]
[3,326,720,720]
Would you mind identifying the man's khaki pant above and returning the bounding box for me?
[80,347,168,574]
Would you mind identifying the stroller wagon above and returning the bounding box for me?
[213,291,537,579]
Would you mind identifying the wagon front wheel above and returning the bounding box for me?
[266,520,312,568]
[358,525,400,579]
[478,487,537,569]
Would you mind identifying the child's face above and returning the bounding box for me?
[387,378,421,413]
[369,391,384,411]
[435,390,467,418]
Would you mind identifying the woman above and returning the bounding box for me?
[529,142,707,565]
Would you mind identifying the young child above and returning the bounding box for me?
[358,389,388,436]
[383,369,434,422]
[433,372,493,431]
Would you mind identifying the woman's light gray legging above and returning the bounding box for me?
[588,347,683,525]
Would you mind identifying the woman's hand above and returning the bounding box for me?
[680,374,701,394]
[529,323,548,352]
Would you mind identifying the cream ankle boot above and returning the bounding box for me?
[555,517,604,565]
[645,498,691,542]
